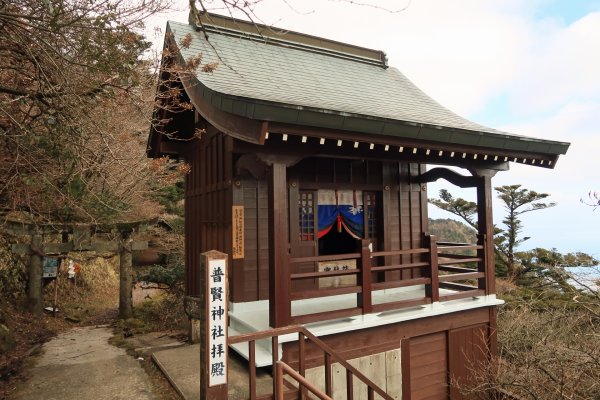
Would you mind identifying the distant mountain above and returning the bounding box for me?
[429,218,477,244]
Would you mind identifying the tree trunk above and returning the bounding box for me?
[27,233,44,316]
[119,232,133,319]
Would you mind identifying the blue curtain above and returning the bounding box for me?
[317,204,364,239]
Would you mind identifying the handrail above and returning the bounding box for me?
[300,328,393,400]
[437,241,478,246]
[290,252,361,264]
[285,237,490,325]
[275,361,332,400]
[291,268,359,280]
[229,325,393,400]
[229,325,303,344]
[438,257,481,266]
[371,261,429,272]
[291,285,362,301]
[371,248,429,257]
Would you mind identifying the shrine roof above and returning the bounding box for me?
[157,14,569,162]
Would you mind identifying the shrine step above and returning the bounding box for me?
[228,326,278,368]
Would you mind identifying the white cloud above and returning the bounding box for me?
[510,12,600,115]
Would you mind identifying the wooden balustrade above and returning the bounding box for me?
[284,235,492,325]
[229,325,394,400]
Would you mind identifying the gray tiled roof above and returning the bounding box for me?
[166,20,569,156]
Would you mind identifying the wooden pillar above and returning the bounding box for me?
[119,230,133,319]
[476,176,495,295]
[425,234,439,302]
[268,163,291,328]
[27,232,44,316]
[200,250,228,399]
[358,239,372,314]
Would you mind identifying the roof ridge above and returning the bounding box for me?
[191,13,388,68]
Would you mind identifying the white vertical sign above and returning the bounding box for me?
[207,258,227,386]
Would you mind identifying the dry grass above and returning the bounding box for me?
[44,252,120,323]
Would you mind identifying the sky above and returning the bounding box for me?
[148,0,600,257]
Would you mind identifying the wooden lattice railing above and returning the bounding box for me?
[229,325,393,400]
[287,234,490,324]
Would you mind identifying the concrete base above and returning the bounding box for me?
[153,345,200,400]
[152,345,273,400]
[189,318,200,344]
[302,349,402,400]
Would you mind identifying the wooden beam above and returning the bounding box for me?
[233,136,510,171]
[159,140,188,156]
[268,163,291,327]
[267,122,555,168]
[258,121,269,145]
[417,167,479,188]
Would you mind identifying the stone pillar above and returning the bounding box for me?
[27,233,44,316]
[119,231,133,319]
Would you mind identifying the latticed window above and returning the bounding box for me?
[365,192,378,239]
[299,191,314,241]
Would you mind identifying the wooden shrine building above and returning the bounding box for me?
[148,13,569,400]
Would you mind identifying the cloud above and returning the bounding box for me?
[509,12,600,116]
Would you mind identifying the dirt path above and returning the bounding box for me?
[9,325,161,400]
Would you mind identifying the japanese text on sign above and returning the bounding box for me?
[208,258,227,386]
[232,206,244,259]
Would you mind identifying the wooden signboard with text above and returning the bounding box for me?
[200,250,228,399]
[232,206,244,259]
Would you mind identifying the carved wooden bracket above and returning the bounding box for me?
[417,167,479,188]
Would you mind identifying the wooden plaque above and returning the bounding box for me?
[205,255,228,387]
[232,206,244,259]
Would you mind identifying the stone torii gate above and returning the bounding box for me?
[6,219,154,318]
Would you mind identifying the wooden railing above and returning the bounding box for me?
[286,234,490,324]
[229,325,393,400]
[275,361,332,400]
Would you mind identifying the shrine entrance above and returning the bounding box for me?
[318,227,357,256]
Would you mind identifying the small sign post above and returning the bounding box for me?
[200,250,228,399]
[42,257,59,279]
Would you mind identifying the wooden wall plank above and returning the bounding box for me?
[409,332,448,400]
[449,324,490,400]
[283,307,490,370]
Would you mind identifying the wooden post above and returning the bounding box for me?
[489,306,498,357]
[476,233,487,292]
[476,176,495,295]
[358,239,372,314]
[200,250,228,400]
[27,232,44,316]
[425,234,439,302]
[268,163,291,328]
[119,230,133,319]
[401,338,412,400]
